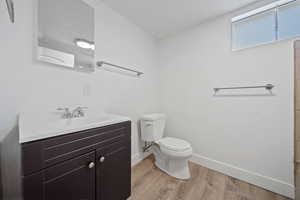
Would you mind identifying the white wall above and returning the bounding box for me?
[0,0,160,162]
[0,0,296,198]
[158,5,295,199]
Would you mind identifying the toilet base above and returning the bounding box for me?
[153,146,191,180]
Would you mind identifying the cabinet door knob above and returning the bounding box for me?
[88,162,95,169]
[99,156,105,163]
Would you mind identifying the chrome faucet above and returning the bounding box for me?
[71,106,88,118]
[57,108,72,119]
[57,106,88,119]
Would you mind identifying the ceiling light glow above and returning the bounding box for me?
[74,39,95,50]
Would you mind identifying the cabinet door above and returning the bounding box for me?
[23,151,96,200]
[96,141,131,200]
[44,151,96,200]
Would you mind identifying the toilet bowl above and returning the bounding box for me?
[140,114,193,180]
[154,137,192,179]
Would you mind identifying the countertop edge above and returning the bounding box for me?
[19,118,131,144]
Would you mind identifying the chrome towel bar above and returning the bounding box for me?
[96,61,144,76]
[214,84,274,93]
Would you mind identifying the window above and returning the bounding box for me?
[232,0,300,50]
[278,1,300,40]
[232,10,276,50]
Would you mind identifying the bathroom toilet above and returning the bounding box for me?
[140,114,193,180]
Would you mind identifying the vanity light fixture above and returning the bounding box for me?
[74,39,95,50]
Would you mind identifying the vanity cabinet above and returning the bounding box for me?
[96,142,131,200]
[21,121,131,200]
[23,152,96,200]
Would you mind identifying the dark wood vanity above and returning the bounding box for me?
[21,121,131,200]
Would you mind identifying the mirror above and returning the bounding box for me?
[37,0,95,72]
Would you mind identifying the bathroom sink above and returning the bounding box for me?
[19,110,130,143]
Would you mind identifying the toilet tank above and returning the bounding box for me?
[140,114,166,142]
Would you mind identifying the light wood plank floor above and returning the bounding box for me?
[296,164,300,200]
[129,157,291,200]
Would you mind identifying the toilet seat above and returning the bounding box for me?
[158,137,191,152]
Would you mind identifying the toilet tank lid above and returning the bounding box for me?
[141,113,166,121]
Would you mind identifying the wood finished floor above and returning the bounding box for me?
[129,157,291,200]
[296,164,300,200]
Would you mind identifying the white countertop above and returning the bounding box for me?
[19,110,131,143]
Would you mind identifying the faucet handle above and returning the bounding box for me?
[73,106,88,112]
[77,106,88,110]
[57,107,72,119]
[57,107,69,111]
[57,107,71,114]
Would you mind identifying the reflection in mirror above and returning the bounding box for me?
[38,0,95,72]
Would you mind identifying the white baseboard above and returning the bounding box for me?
[190,153,295,199]
[131,152,152,167]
